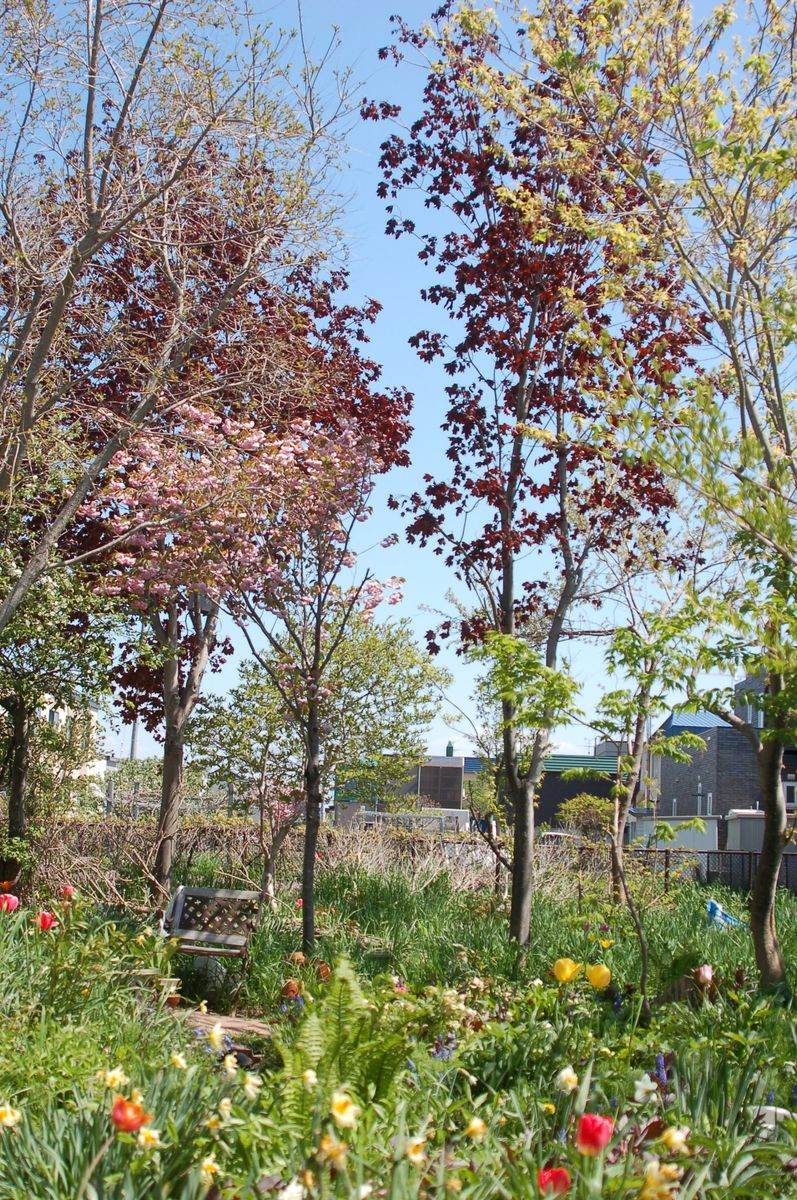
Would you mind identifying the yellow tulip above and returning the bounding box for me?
[553,958,582,984]
[586,964,612,990]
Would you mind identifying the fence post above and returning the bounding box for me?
[748,850,754,891]
[664,848,670,894]
[226,781,234,817]
[105,776,113,817]
[132,781,140,821]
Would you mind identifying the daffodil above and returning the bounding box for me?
[136,1127,162,1149]
[634,1073,658,1104]
[204,1114,222,1132]
[330,1091,361,1129]
[586,964,611,990]
[639,1159,681,1199]
[218,1098,232,1122]
[131,1088,145,1106]
[542,1102,556,1114]
[303,1068,318,1090]
[317,1134,348,1167]
[198,1000,208,1014]
[0,1105,20,1129]
[98,1066,130,1090]
[556,1065,579,1094]
[222,1053,238,1077]
[553,958,582,984]
[601,938,614,949]
[208,1023,225,1053]
[242,1072,262,1101]
[404,1136,427,1166]
[464,1116,487,1140]
[169,1052,187,1070]
[659,1126,689,1153]
[200,1155,219,1185]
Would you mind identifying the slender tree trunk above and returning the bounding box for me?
[261,822,293,906]
[7,699,32,841]
[154,718,184,895]
[301,698,322,953]
[508,776,534,943]
[751,720,787,991]
[151,598,218,898]
[611,699,649,902]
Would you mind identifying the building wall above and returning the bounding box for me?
[654,734,720,820]
[715,729,762,817]
[653,727,766,848]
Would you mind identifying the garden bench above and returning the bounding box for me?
[162,886,263,963]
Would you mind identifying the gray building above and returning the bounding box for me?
[650,678,797,847]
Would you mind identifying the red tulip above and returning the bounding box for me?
[37,911,57,931]
[576,1113,613,1156]
[538,1165,571,1195]
[0,894,19,913]
[295,898,303,909]
[62,885,75,903]
[111,1095,152,1133]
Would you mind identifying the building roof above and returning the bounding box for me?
[656,709,730,735]
[544,755,617,775]
[463,753,618,775]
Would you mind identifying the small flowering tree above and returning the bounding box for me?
[229,430,407,951]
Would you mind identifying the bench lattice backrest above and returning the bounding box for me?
[170,887,261,937]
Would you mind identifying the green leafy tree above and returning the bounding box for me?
[557,793,613,838]
[188,620,449,903]
[520,0,797,989]
[187,663,305,902]
[0,569,118,849]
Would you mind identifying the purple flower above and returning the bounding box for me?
[654,1053,667,1087]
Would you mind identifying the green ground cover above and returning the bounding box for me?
[1,870,797,1198]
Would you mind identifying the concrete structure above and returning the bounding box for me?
[628,812,720,852]
[726,809,797,854]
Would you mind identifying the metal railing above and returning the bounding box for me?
[625,847,797,893]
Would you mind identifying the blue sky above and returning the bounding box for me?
[107,0,711,761]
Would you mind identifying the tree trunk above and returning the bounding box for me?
[751,728,787,991]
[151,597,219,899]
[261,822,293,906]
[154,720,183,896]
[508,775,534,944]
[301,699,322,954]
[7,699,31,841]
[611,702,649,903]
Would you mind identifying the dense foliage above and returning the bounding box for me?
[2,871,797,1198]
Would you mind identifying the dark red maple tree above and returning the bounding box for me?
[366,4,697,942]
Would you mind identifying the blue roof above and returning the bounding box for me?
[657,709,730,735]
[464,756,486,773]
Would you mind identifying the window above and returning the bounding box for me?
[785,784,797,812]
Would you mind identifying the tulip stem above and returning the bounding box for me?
[75,1133,114,1200]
